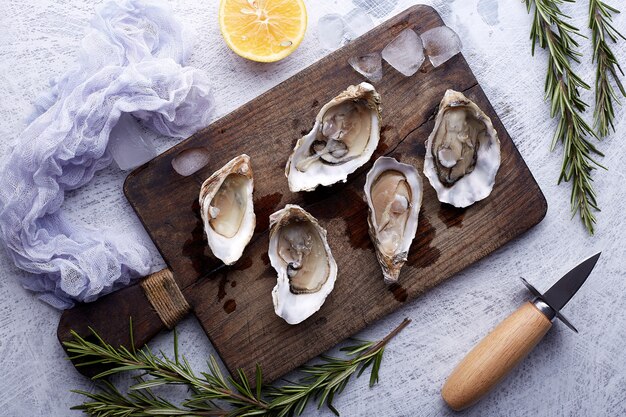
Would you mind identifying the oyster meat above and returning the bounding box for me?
[423,89,500,207]
[365,157,423,284]
[285,82,381,192]
[269,205,337,324]
[199,154,255,265]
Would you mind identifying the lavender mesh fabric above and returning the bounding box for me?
[0,0,215,309]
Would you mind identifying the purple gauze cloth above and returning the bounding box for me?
[0,0,215,309]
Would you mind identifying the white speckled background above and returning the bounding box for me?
[0,0,625,416]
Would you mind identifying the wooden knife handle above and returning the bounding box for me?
[441,301,553,410]
[57,269,171,376]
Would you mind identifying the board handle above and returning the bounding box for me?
[441,301,553,410]
[57,268,184,376]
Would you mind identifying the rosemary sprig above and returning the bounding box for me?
[264,320,409,416]
[589,0,625,137]
[64,318,411,417]
[525,0,604,234]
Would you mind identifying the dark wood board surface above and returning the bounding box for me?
[64,5,547,383]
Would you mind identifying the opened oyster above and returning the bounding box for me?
[199,154,255,265]
[269,205,337,325]
[365,157,423,284]
[285,82,381,192]
[423,90,500,207]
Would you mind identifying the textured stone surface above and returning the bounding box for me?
[0,0,625,416]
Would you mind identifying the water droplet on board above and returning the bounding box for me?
[254,193,283,233]
[232,256,253,271]
[223,299,237,313]
[388,283,408,302]
[182,199,215,276]
[438,204,466,228]
[406,216,441,268]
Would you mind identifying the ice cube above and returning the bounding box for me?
[171,147,211,176]
[381,29,425,77]
[421,26,462,68]
[108,113,157,171]
[317,14,347,50]
[349,52,383,83]
[344,8,375,39]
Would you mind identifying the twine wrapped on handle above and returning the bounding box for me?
[140,269,190,329]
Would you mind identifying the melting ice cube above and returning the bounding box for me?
[108,113,157,171]
[171,147,211,176]
[381,29,425,77]
[421,26,462,68]
[317,14,347,50]
[344,8,375,39]
[349,52,383,83]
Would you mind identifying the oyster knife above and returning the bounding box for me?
[441,253,601,410]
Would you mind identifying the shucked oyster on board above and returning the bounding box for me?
[269,205,337,325]
[285,82,381,192]
[424,90,500,208]
[199,154,255,265]
[365,157,423,284]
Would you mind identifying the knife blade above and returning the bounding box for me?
[441,253,601,411]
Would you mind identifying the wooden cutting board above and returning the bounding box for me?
[58,5,547,383]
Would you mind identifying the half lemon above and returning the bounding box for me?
[219,0,307,63]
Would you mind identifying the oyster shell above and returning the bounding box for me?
[364,157,423,284]
[269,205,337,324]
[285,82,381,192]
[199,154,255,265]
[423,89,500,207]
